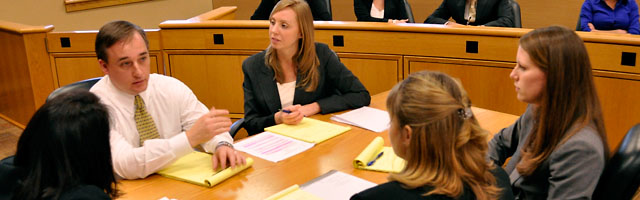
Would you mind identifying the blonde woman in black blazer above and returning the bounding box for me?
[243,0,370,135]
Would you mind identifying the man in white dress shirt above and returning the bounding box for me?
[90,20,245,179]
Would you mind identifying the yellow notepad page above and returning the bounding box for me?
[157,151,254,187]
[265,117,351,143]
[265,185,322,200]
[354,136,405,173]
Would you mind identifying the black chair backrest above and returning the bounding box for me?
[511,0,522,28]
[46,77,102,102]
[592,123,640,199]
[402,0,415,23]
[325,0,332,20]
[576,17,582,31]
[229,118,245,138]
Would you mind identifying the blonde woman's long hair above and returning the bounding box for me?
[386,71,501,199]
[265,0,320,92]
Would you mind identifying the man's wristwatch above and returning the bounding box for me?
[216,141,234,150]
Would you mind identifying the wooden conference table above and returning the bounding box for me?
[118,91,519,200]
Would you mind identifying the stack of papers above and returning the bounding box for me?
[331,106,390,132]
[265,117,351,143]
[265,170,376,200]
[235,132,315,162]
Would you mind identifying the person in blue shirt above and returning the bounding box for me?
[579,0,640,34]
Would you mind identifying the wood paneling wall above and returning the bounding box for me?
[0,21,54,127]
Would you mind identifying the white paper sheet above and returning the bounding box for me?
[235,132,315,162]
[300,170,376,200]
[331,106,390,132]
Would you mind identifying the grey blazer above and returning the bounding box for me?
[242,43,371,135]
[488,106,606,199]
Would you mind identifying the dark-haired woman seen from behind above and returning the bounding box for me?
[0,91,119,200]
[352,71,514,200]
[488,26,609,199]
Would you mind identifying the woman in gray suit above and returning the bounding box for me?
[488,26,609,199]
[242,0,370,136]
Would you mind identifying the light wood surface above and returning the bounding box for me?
[64,0,154,12]
[188,6,238,21]
[0,21,53,127]
[168,51,256,115]
[404,56,527,115]
[338,53,402,95]
[117,91,519,200]
[0,20,54,34]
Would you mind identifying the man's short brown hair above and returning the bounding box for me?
[95,20,148,63]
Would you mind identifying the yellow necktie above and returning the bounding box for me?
[135,95,160,146]
[469,0,477,23]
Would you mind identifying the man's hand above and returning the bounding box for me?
[186,107,231,147]
[212,146,246,170]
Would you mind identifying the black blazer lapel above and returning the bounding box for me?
[257,65,281,114]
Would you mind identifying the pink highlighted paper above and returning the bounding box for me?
[235,132,315,162]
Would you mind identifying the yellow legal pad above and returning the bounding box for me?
[264,185,322,200]
[157,151,254,187]
[354,136,406,173]
[265,117,351,143]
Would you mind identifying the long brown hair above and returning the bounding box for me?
[387,71,501,199]
[265,0,320,92]
[516,26,609,176]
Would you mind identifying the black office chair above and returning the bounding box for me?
[46,77,102,102]
[229,118,245,138]
[510,0,522,28]
[592,123,640,200]
[324,0,332,20]
[402,0,415,23]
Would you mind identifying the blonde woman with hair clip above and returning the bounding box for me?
[352,71,514,200]
[242,0,371,136]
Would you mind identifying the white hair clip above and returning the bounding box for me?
[458,107,473,119]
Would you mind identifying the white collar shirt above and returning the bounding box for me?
[90,73,232,179]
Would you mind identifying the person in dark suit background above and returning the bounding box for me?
[352,71,514,200]
[0,91,119,200]
[243,0,370,136]
[251,0,332,21]
[354,0,409,23]
[488,26,609,199]
[424,0,514,27]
